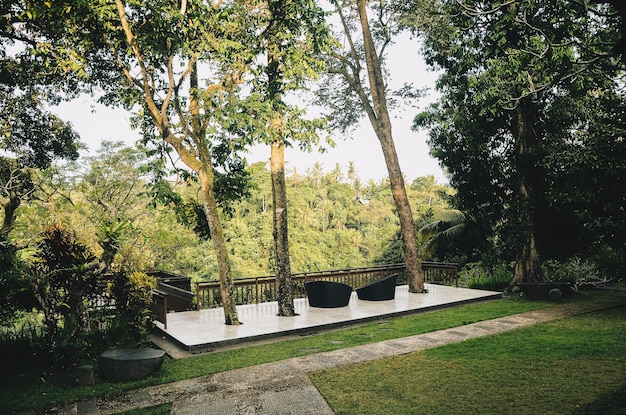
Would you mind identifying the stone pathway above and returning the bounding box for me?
[24,292,626,415]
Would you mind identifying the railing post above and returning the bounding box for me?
[196,282,200,310]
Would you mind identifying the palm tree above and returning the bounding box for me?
[347,161,357,184]
[330,163,344,184]
[308,162,324,189]
[418,209,469,258]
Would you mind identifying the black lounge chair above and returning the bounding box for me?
[356,273,397,301]
[305,280,352,308]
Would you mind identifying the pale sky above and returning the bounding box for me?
[54,34,446,184]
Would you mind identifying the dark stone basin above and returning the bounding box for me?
[98,348,166,382]
[518,282,572,301]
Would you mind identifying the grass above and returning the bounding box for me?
[0,291,612,414]
[310,305,626,415]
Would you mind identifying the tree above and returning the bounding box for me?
[0,1,116,325]
[258,0,331,317]
[318,0,425,292]
[0,89,80,275]
[30,225,100,361]
[591,0,626,61]
[95,0,264,325]
[0,4,83,246]
[80,142,148,224]
[408,0,624,283]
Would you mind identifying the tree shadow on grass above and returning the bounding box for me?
[571,383,626,415]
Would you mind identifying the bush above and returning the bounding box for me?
[0,315,41,374]
[459,262,512,291]
[3,224,158,374]
[542,257,613,290]
[589,245,625,281]
[108,271,157,347]
[542,257,601,284]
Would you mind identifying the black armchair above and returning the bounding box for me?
[356,273,397,301]
[305,280,353,308]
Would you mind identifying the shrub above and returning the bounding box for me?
[459,262,512,291]
[3,225,158,374]
[0,315,41,374]
[30,225,101,370]
[542,257,612,290]
[542,257,598,283]
[589,245,625,281]
[108,271,157,347]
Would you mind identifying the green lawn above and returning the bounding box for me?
[0,292,619,414]
[311,305,626,415]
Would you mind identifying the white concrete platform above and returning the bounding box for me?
[154,284,501,351]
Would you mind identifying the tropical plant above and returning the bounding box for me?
[29,225,101,369]
[106,271,156,346]
[458,262,512,292]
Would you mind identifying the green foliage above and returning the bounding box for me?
[542,257,599,284]
[3,142,457,281]
[107,271,157,347]
[1,218,158,374]
[589,245,625,281]
[459,262,513,291]
[0,313,42,374]
[30,225,100,369]
[407,0,626,277]
[0,245,35,322]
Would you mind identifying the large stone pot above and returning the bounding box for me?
[517,282,572,301]
[99,348,166,382]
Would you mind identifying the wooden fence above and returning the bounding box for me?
[195,261,458,310]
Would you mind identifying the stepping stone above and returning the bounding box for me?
[300,348,320,353]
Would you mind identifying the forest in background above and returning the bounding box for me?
[11,141,453,284]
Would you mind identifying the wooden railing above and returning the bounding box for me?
[195,262,458,310]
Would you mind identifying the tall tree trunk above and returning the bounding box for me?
[191,61,240,325]
[267,6,296,316]
[356,0,424,292]
[166,66,240,325]
[198,168,240,324]
[271,138,296,316]
[512,98,545,284]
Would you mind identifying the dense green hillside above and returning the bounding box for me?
[10,145,453,283]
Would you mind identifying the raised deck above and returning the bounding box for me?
[153,284,501,352]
